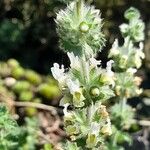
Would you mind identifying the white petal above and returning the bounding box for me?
[66,79,80,94]
[89,57,101,68]
[139,42,144,51]
[51,63,67,85]
[51,63,64,79]
[106,60,114,76]
[67,52,80,69]
[63,103,70,116]
[112,39,119,50]
[91,122,100,136]
[127,68,137,75]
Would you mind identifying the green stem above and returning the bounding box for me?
[121,97,127,117]
[76,0,84,19]
[112,131,118,147]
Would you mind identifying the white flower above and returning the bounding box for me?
[51,63,67,86]
[89,57,101,68]
[106,60,115,87]
[66,79,80,94]
[134,44,145,68]
[137,42,145,59]
[67,52,80,70]
[63,103,74,120]
[63,103,70,116]
[100,60,115,87]
[106,60,114,77]
[135,88,143,95]
[134,43,145,67]
[109,39,120,56]
[59,95,71,106]
[119,23,128,34]
[139,42,144,51]
[66,79,85,107]
[90,122,100,136]
[101,118,112,135]
[127,68,137,75]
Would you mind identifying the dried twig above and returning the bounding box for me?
[134,119,150,126]
[38,131,52,144]
[14,101,60,116]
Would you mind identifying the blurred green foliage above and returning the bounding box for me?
[0,105,24,150]
[0,105,42,150]
[0,59,61,116]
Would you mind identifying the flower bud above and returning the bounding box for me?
[86,134,97,148]
[79,22,89,33]
[101,124,112,136]
[99,74,112,85]
[7,59,19,68]
[73,91,85,107]
[56,1,105,54]
[90,87,100,97]
[125,89,130,98]
[134,76,142,86]
[127,68,137,75]
[115,86,121,96]
[99,105,109,118]
[70,135,76,141]
[135,88,143,95]
[66,125,79,136]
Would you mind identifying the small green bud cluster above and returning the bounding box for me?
[56,0,105,57]
[121,7,145,42]
[114,69,143,98]
[109,7,145,71]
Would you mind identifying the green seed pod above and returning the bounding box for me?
[11,67,24,79]
[25,70,42,85]
[46,76,58,85]
[0,62,11,77]
[19,91,33,101]
[32,98,41,103]
[56,0,105,56]
[25,107,37,116]
[12,81,31,93]
[38,84,60,99]
[7,59,19,68]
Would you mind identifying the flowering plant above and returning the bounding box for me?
[51,0,145,149]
